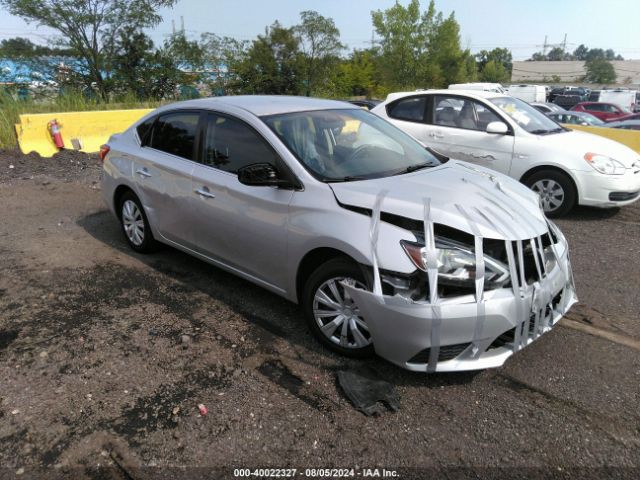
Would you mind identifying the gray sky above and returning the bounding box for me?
[1,0,639,60]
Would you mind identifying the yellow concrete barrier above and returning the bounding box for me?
[563,124,640,154]
[15,109,153,157]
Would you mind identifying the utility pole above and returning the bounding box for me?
[172,19,175,35]
[562,34,567,54]
[181,16,185,34]
[543,35,548,55]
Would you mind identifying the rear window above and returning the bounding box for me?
[149,112,200,160]
[387,96,426,122]
[136,116,155,144]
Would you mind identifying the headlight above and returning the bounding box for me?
[584,152,625,175]
[400,238,509,288]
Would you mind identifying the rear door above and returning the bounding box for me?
[424,94,515,175]
[190,112,294,290]
[132,110,201,247]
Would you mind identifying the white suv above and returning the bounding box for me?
[373,90,640,217]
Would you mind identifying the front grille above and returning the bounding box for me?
[609,191,640,201]
[408,342,471,364]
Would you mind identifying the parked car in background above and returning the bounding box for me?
[548,87,565,103]
[598,89,637,113]
[547,111,605,126]
[372,90,640,216]
[100,95,577,372]
[507,84,546,103]
[530,102,566,114]
[604,119,640,130]
[553,88,589,110]
[571,102,632,122]
[588,90,601,102]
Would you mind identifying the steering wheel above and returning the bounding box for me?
[346,144,377,165]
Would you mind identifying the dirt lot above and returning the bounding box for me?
[1,149,639,479]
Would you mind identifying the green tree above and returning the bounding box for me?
[236,22,302,95]
[331,49,379,98]
[476,48,512,76]
[584,58,616,84]
[479,59,509,83]
[0,0,178,100]
[427,13,469,87]
[371,0,428,88]
[295,10,344,96]
[573,44,589,61]
[0,36,72,57]
[199,33,249,95]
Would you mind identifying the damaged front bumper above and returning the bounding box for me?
[347,249,576,372]
[345,192,577,373]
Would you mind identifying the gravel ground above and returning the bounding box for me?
[0,148,639,479]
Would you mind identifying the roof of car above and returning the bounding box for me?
[607,119,640,126]
[164,95,359,116]
[384,89,504,103]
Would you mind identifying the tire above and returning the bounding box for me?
[524,169,576,218]
[118,191,158,253]
[302,258,374,358]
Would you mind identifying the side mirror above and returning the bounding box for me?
[486,121,508,134]
[237,163,293,189]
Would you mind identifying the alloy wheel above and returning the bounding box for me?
[312,277,371,349]
[532,179,565,213]
[122,199,145,246]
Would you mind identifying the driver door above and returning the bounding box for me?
[190,112,294,290]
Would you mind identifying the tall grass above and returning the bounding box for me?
[0,90,164,150]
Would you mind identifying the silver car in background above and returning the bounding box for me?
[101,96,576,372]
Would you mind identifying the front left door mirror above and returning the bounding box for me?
[237,163,293,189]
[486,121,508,134]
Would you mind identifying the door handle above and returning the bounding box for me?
[432,132,445,139]
[136,168,152,178]
[195,188,215,199]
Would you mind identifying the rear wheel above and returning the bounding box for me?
[302,258,374,358]
[525,170,576,218]
[119,191,157,253]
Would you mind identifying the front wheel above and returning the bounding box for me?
[302,258,374,358]
[525,170,576,218]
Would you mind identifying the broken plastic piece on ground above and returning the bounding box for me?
[198,403,208,416]
[337,367,400,416]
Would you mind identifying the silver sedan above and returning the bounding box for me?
[101,96,576,372]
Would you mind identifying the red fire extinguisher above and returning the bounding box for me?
[47,119,64,149]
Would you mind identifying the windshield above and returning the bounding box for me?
[262,108,440,182]
[490,96,565,134]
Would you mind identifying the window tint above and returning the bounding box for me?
[433,96,502,131]
[203,114,278,173]
[149,112,200,160]
[387,96,426,122]
[584,104,601,111]
[136,116,155,145]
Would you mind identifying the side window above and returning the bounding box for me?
[433,96,502,131]
[585,104,600,112]
[136,116,155,145]
[149,112,200,160]
[387,96,426,122]
[203,113,279,174]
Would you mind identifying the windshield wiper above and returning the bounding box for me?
[530,127,565,135]
[393,162,435,175]
[325,175,368,183]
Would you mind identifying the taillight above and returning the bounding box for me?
[99,144,110,161]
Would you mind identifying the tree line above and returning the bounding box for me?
[0,0,619,101]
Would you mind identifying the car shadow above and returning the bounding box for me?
[77,209,479,389]
[561,205,621,221]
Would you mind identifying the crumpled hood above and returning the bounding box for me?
[539,130,640,168]
[329,160,548,241]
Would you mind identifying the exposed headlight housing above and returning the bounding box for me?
[400,238,509,288]
[584,152,625,175]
